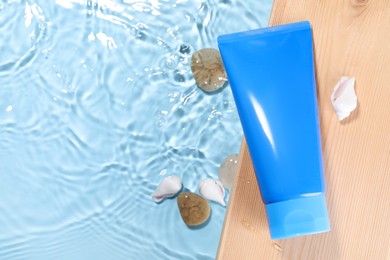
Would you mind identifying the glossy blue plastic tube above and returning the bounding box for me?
[218,21,330,239]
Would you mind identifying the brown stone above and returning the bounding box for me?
[190,48,227,93]
[177,192,211,227]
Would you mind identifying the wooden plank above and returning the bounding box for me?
[217,0,390,259]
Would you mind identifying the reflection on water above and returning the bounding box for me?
[0,0,271,258]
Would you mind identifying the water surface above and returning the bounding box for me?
[0,0,271,259]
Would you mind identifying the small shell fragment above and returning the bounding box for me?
[152,175,182,203]
[331,76,357,121]
[199,178,226,206]
[177,192,211,227]
[190,48,228,93]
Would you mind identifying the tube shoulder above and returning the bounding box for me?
[218,21,311,44]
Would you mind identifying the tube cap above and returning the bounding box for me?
[265,194,330,239]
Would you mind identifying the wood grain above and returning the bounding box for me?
[217,0,390,259]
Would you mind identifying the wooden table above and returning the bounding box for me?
[217,0,390,259]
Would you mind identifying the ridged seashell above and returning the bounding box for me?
[198,178,226,206]
[152,175,182,203]
[331,76,357,121]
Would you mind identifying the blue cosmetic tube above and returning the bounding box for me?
[218,21,330,239]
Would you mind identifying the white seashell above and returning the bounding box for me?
[152,175,182,203]
[198,178,226,206]
[331,76,357,121]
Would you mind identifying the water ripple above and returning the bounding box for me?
[0,1,49,79]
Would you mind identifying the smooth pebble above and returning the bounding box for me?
[177,192,211,227]
[190,48,227,93]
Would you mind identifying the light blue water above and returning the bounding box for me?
[0,0,271,259]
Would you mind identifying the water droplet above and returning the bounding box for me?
[165,58,176,68]
[178,44,191,55]
[240,220,255,231]
[136,30,146,40]
[273,243,282,252]
[173,70,185,83]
